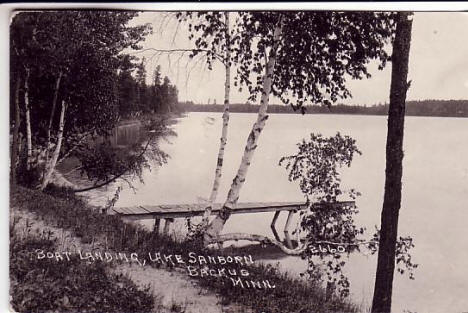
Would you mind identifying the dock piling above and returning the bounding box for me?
[163,218,174,235]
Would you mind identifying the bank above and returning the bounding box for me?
[9,185,361,313]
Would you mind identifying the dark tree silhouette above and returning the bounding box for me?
[371,11,413,313]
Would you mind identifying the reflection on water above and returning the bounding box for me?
[109,123,143,148]
[67,121,148,206]
[91,112,468,313]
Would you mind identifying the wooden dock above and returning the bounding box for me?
[113,201,355,243]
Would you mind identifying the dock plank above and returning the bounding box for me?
[138,206,153,214]
[113,201,353,220]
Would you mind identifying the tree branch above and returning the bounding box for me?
[62,165,83,176]
[71,134,154,193]
[205,233,375,256]
[56,130,94,166]
[132,48,223,61]
[206,232,308,256]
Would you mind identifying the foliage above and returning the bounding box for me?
[10,10,151,138]
[279,133,362,297]
[176,12,230,68]
[10,235,155,313]
[178,11,397,112]
[367,230,418,280]
[280,133,417,298]
[10,11,178,189]
[280,132,361,203]
[117,59,180,118]
[224,11,397,111]
[72,115,171,193]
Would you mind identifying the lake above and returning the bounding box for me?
[94,112,468,313]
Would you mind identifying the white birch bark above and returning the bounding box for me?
[24,68,32,170]
[44,72,63,164]
[204,18,283,242]
[40,100,66,190]
[206,233,308,255]
[11,76,21,184]
[202,11,231,223]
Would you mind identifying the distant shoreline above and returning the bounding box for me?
[179,99,468,118]
[185,110,468,119]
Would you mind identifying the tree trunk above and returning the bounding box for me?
[24,67,32,170]
[44,71,63,167]
[202,11,231,223]
[204,17,283,243]
[206,233,307,255]
[371,12,413,313]
[40,100,67,190]
[11,76,21,184]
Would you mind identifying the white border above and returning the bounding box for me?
[2,2,468,11]
[1,3,468,313]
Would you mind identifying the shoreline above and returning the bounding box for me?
[53,112,181,203]
[10,185,361,313]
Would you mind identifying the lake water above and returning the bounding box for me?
[98,112,468,313]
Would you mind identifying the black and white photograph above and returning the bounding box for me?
[4,3,468,313]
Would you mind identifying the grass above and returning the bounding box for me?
[10,185,360,313]
[168,297,188,313]
[10,221,157,313]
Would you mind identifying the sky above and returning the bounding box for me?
[130,12,468,106]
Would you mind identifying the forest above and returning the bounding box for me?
[10,11,179,190]
[117,60,180,118]
[181,99,468,117]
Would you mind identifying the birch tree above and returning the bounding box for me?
[10,13,36,172]
[24,68,32,170]
[203,11,232,224]
[40,100,67,190]
[203,13,284,244]
[141,12,236,221]
[10,76,21,184]
[194,11,398,250]
[174,12,236,231]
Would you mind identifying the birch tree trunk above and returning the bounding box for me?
[202,11,231,223]
[371,12,413,313]
[40,100,67,190]
[11,76,21,184]
[204,18,283,243]
[24,68,32,170]
[208,233,307,255]
[43,71,63,167]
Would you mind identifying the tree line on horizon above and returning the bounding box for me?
[180,99,468,117]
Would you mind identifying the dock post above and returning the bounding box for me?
[163,218,174,235]
[270,211,281,241]
[284,211,294,233]
[271,211,280,228]
[284,211,294,248]
[153,217,160,234]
